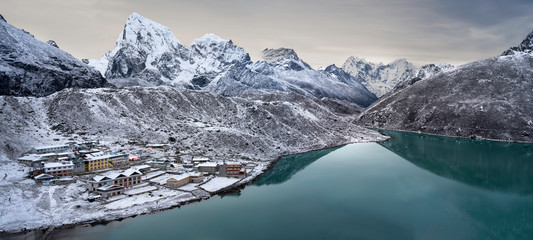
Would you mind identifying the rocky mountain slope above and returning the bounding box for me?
[89,13,376,106]
[0,87,386,161]
[358,31,533,142]
[0,14,109,97]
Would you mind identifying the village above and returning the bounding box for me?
[16,140,266,203]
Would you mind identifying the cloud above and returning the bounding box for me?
[1,0,532,68]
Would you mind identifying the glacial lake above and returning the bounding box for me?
[49,130,533,239]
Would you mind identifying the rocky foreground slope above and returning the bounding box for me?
[358,32,533,142]
[0,87,386,161]
[0,14,109,97]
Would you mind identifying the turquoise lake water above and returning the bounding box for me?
[49,130,533,239]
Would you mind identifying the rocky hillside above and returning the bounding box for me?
[0,87,386,161]
[358,32,533,142]
[89,13,376,106]
[0,14,109,97]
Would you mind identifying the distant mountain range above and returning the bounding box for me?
[87,13,377,107]
[341,57,454,97]
[359,30,533,142]
[0,14,109,97]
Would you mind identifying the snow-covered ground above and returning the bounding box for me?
[105,189,193,210]
[0,158,270,233]
[143,171,165,180]
[199,177,241,193]
[124,185,157,195]
[178,183,200,191]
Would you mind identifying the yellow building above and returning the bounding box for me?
[84,153,129,172]
[166,176,190,187]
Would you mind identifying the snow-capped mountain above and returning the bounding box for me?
[341,57,416,97]
[388,63,456,92]
[88,13,250,89]
[89,13,376,106]
[187,33,251,89]
[88,12,191,87]
[0,14,109,97]
[213,48,377,107]
[358,31,533,142]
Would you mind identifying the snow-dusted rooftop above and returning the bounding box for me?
[225,161,242,165]
[17,154,44,162]
[32,144,69,150]
[86,152,127,161]
[192,157,210,162]
[197,162,218,168]
[44,161,73,168]
[91,168,142,182]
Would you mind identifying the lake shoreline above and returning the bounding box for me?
[371,127,533,144]
[0,139,384,239]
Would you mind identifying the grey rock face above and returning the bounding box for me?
[0,17,110,97]
[359,54,533,142]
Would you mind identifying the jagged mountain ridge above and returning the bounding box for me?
[89,13,376,106]
[0,87,386,161]
[358,31,533,142]
[0,14,110,97]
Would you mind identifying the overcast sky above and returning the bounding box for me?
[2,0,533,68]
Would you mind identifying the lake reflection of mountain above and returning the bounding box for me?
[253,147,340,186]
[378,130,533,195]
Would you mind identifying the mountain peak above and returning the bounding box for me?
[261,48,312,71]
[502,30,533,56]
[324,64,340,71]
[119,12,181,46]
[189,32,249,67]
[192,33,229,46]
[262,48,299,63]
[341,56,416,97]
[391,58,408,64]
[346,56,368,64]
